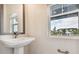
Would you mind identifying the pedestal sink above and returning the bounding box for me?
[0,37,35,54]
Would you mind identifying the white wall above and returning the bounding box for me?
[26,4,79,54]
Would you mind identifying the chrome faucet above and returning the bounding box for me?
[13,32,19,38]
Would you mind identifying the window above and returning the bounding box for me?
[63,4,79,12]
[10,14,18,33]
[49,4,79,36]
[50,4,62,15]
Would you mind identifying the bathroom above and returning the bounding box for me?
[0,4,79,54]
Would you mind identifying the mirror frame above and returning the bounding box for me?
[21,4,25,34]
[1,4,25,35]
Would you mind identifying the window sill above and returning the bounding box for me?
[49,35,79,40]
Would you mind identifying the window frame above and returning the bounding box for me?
[48,4,79,39]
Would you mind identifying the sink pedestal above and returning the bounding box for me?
[13,47,24,54]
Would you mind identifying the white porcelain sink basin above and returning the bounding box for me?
[0,36,35,54]
[0,37,35,48]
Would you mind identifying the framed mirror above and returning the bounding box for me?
[0,4,25,35]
